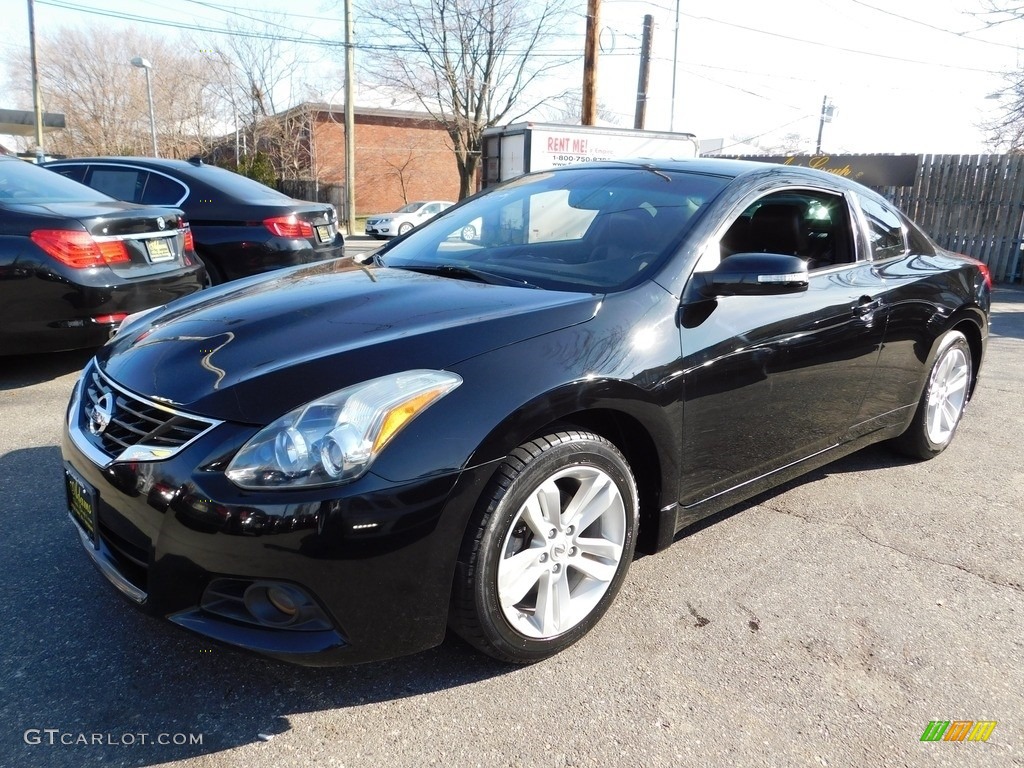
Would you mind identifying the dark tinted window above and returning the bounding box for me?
[88,167,145,202]
[860,196,907,261]
[0,159,112,203]
[715,189,853,271]
[141,173,187,205]
[904,216,936,256]
[50,164,87,183]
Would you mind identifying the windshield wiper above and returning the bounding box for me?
[395,263,540,289]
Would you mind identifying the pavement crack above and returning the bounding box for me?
[763,503,1024,595]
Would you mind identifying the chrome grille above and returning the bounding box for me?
[80,364,220,462]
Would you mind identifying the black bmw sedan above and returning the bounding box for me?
[61,159,990,666]
[0,156,204,355]
[45,157,344,285]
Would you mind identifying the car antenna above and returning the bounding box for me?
[187,156,204,166]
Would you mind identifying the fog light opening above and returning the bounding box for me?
[267,585,299,617]
[243,582,308,627]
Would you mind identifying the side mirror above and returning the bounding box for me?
[702,253,809,297]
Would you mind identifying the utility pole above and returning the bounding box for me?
[670,0,680,131]
[582,0,599,125]
[343,0,356,234]
[634,14,653,130]
[815,95,835,154]
[28,0,44,161]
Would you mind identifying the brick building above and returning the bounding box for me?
[274,102,463,215]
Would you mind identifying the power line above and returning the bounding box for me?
[676,9,1006,74]
[603,0,1008,74]
[847,0,1022,51]
[713,114,818,153]
[35,0,601,57]
[680,67,806,110]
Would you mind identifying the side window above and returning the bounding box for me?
[140,173,187,205]
[51,164,87,183]
[88,168,144,202]
[709,189,853,272]
[859,196,907,261]
[903,216,935,256]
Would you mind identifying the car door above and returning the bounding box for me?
[677,186,890,508]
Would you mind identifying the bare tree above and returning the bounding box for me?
[543,90,619,126]
[7,25,218,158]
[974,3,1024,150]
[757,132,810,156]
[198,17,320,179]
[354,0,576,198]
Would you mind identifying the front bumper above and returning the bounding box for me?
[60,369,497,666]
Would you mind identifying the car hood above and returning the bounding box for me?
[96,260,600,423]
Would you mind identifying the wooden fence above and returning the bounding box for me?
[874,154,1024,284]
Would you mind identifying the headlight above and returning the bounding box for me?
[225,370,462,489]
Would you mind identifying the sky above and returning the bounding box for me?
[2,0,1022,155]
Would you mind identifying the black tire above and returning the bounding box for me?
[893,330,972,460]
[397,222,413,235]
[450,431,638,663]
[194,250,223,287]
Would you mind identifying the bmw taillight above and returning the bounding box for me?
[30,229,130,268]
[978,261,992,290]
[264,215,314,239]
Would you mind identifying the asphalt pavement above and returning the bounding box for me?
[0,287,1021,768]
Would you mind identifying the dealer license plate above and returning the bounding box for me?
[65,465,98,548]
[146,238,174,262]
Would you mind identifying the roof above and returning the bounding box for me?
[541,157,881,195]
[277,102,447,124]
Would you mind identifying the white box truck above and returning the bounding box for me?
[481,122,699,187]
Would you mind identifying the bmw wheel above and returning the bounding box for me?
[894,329,972,459]
[450,431,638,663]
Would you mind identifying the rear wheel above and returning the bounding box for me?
[450,431,638,663]
[893,330,972,459]
[194,251,223,287]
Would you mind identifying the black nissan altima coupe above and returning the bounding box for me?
[61,159,991,666]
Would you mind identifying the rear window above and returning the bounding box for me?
[0,159,113,204]
[190,166,292,203]
[141,173,188,205]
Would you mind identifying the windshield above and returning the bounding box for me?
[379,167,729,292]
[0,159,114,204]
[396,202,427,213]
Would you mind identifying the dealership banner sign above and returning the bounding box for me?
[736,154,919,187]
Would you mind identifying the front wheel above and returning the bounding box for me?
[893,329,972,460]
[397,222,413,235]
[450,431,638,663]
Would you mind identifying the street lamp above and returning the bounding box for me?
[131,56,158,157]
[815,95,836,155]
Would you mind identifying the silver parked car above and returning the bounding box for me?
[364,200,454,239]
